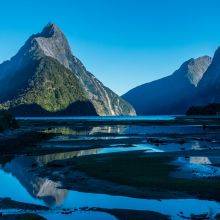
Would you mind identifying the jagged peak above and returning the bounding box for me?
[190,55,211,65]
[173,55,212,86]
[177,56,211,70]
[40,22,63,38]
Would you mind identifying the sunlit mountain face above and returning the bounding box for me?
[0,23,135,116]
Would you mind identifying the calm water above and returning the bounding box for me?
[1,149,220,220]
[16,115,176,121]
[1,117,220,219]
[0,166,220,220]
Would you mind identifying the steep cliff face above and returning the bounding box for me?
[123,56,212,115]
[195,48,220,104]
[0,23,135,116]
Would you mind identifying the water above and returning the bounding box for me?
[98,144,161,154]
[1,117,220,219]
[127,124,205,135]
[16,115,176,121]
[42,212,117,220]
[172,157,220,178]
[0,165,219,220]
[0,169,44,206]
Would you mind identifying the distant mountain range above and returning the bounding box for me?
[122,54,220,115]
[0,23,135,116]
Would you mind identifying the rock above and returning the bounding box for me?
[123,56,211,115]
[195,47,220,105]
[0,23,135,116]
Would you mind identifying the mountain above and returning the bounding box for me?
[186,103,220,115]
[122,56,212,115]
[0,23,135,116]
[195,47,220,104]
[185,47,220,115]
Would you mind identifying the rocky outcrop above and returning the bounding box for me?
[0,23,135,116]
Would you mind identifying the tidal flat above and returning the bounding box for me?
[0,116,220,219]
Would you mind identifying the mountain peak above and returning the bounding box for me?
[40,23,62,37]
[187,56,212,86]
[173,55,212,86]
[30,23,73,69]
[0,23,135,116]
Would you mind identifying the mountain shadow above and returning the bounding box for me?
[8,101,98,116]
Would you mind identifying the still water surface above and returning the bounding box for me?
[1,116,220,219]
[1,155,220,220]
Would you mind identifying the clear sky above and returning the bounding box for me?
[1,0,220,95]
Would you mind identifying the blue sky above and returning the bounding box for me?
[1,0,220,95]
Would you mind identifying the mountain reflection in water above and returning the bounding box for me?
[1,117,220,219]
[3,156,68,206]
